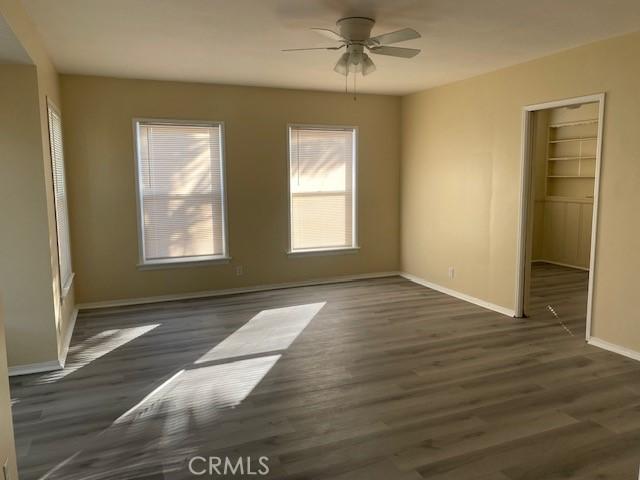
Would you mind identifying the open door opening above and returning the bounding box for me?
[516,94,605,341]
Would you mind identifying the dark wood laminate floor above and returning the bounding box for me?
[10,264,640,480]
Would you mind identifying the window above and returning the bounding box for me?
[47,100,74,296]
[288,125,357,253]
[133,120,228,266]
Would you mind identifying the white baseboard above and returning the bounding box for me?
[78,271,401,310]
[400,272,516,318]
[588,337,640,362]
[532,259,589,272]
[9,360,62,377]
[58,308,78,368]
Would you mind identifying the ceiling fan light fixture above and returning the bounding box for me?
[362,54,376,76]
[334,52,350,76]
[349,49,363,66]
[349,62,363,74]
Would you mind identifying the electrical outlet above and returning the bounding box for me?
[448,267,455,280]
[235,265,243,276]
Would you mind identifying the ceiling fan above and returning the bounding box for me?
[283,17,421,76]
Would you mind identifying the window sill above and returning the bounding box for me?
[137,256,231,270]
[61,273,75,300]
[287,247,360,258]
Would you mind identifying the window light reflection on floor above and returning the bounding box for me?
[195,302,326,364]
[35,324,160,384]
[34,303,326,479]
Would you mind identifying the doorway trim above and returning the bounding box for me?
[514,93,605,341]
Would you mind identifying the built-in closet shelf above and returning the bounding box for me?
[549,119,598,128]
[548,156,596,161]
[545,195,594,204]
[549,137,597,144]
[545,116,598,200]
[535,110,598,270]
[547,175,595,179]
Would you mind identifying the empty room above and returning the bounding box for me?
[2,1,640,479]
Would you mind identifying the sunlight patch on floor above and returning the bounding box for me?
[35,324,160,384]
[34,303,326,479]
[196,302,325,364]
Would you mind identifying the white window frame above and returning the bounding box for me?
[46,99,75,299]
[286,124,359,256]
[132,118,230,269]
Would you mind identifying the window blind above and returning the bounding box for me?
[288,126,356,251]
[47,102,73,292]
[135,121,227,264]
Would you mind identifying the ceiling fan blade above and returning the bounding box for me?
[311,28,344,41]
[368,46,421,58]
[367,27,421,46]
[362,54,376,76]
[282,46,344,52]
[333,52,349,76]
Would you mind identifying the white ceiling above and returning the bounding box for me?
[20,0,640,95]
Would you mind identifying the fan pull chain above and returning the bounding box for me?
[296,129,300,186]
[353,72,357,101]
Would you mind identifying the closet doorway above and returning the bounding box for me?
[515,94,605,340]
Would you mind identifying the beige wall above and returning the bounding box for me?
[0,300,18,480]
[61,75,400,304]
[0,0,76,368]
[401,30,640,352]
[531,109,549,261]
[0,64,59,366]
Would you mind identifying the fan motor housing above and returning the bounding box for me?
[336,17,375,43]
